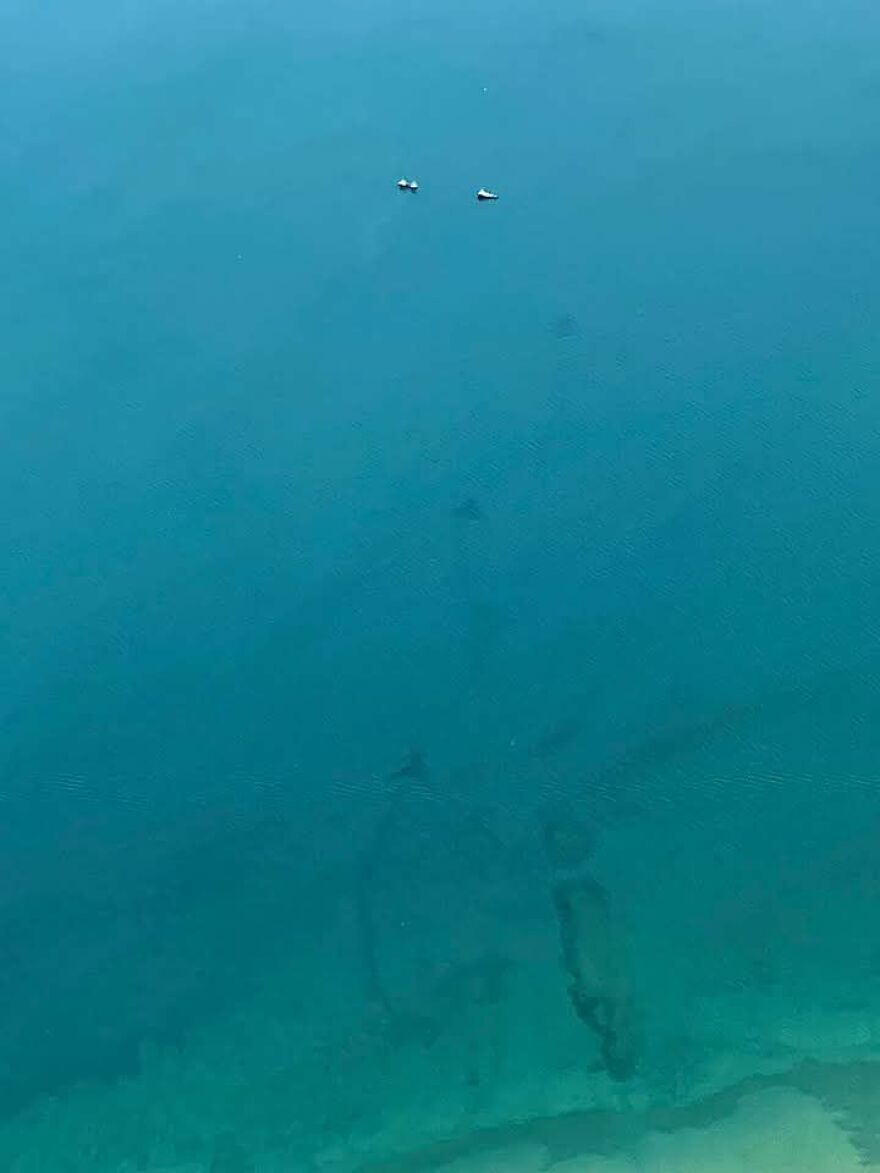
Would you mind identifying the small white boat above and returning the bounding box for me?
[476,187,499,201]
[397,177,419,192]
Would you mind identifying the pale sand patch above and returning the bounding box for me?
[554,1088,866,1173]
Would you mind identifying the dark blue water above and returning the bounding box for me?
[2,0,880,1167]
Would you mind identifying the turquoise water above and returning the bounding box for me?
[2,0,880,1167]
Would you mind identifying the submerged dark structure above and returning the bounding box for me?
[452,498,484,523]
[544,813,641,1081]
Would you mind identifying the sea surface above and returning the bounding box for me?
[2,0,880,1168]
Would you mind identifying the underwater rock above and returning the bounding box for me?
[545,814,641,1081]
[453,497,484,522]
[552,313,578,339]
[551,875,641,1080]
[387,748,429,785]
